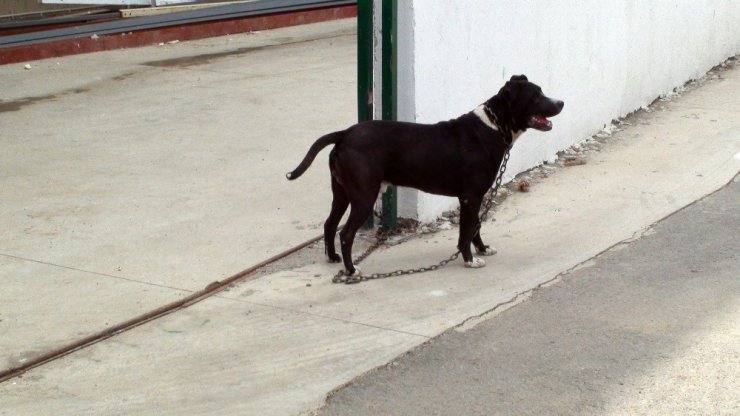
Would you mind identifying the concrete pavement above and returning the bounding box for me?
[1,19,356,365]
[318,177,739,416]
[1,19,739,415]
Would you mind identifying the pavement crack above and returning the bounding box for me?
[0,253,194,294]
[213,294,431,339]
[455,174,740,334]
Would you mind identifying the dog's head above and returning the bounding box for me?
[496,75,564,133]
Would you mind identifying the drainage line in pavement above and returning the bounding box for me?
[0,233,323,384]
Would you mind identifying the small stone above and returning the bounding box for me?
[517,180,530,192]
[438,221,452,231]
[564,159,587,167]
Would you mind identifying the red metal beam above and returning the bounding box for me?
[0,5,356,65]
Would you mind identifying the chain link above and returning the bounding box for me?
[479,149,510,223]
[332,147,512,284]
[332,250,461,284]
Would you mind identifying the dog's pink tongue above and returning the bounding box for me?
[531,115,552,129]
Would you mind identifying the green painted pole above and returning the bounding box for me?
[357,0,373,123]
[358,0,374,229]
[380,0,397,231]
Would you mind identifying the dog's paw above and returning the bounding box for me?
[327,254,342,263]
[476,246,497,256]
[346,266,362,276]
[464,257,486,268]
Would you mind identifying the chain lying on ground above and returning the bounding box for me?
[333,147,512,284]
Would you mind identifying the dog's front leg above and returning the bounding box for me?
[458,196,486,268]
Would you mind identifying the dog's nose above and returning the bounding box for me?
[555,100,564,110]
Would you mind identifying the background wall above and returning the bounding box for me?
[395,0,740,222]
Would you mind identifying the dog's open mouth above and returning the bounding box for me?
[527,115,553,131]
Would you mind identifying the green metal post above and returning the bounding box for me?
[380,0,397,231]
[358,0,374,229]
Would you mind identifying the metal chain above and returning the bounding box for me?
[479,149,510,224]
[332,147,512,284]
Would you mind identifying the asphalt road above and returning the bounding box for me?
[317,176,739,416]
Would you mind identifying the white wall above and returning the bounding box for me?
[395,0,740,222]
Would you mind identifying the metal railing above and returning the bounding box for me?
[0,0,356,48]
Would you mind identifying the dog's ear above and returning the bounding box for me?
[509,74,528,82]
[500,77,522,103]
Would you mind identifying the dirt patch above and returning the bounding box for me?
[0,87,90,113]
[0,94,57,113]
[141,44,272,68]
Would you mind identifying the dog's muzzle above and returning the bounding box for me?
[527,99,564,131]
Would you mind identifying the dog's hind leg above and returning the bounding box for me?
[324,177,349,263]
[338,192,377,276]
[458,196,487,268]
[472,230,497,256]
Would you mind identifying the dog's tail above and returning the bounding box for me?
[285,131,343,180]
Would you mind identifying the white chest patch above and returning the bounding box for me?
[473,105,499,131]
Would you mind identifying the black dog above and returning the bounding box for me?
[287,75,563,276]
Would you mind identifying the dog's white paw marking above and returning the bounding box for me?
[464,258,486,268]
[347,266,362,276]
[478,247,497,256]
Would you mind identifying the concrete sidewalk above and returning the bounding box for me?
[318,178,739,416]
[1,20,356,364]
[1,20,739,416]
